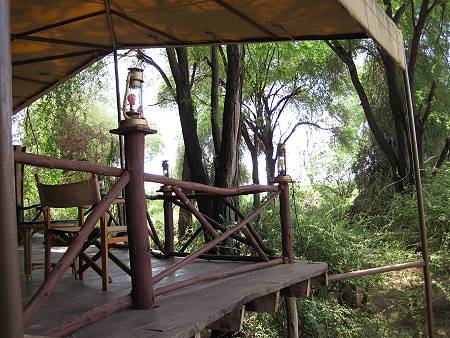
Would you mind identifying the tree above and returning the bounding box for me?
[137,45,244,228]
[327,0,448,192]
[242,42,348,184]
[16,61,120,208]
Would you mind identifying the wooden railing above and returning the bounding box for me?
[14,150,292,335]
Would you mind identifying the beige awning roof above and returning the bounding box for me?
[11,0,405,113]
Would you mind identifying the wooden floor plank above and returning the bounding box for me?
[19,244,327,337]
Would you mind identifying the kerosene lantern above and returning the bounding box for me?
[162,160,169,177]
[274,142,292,183]
[121,67,148,127]
[277,143,287,177]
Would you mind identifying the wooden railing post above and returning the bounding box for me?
[275,174,297,338]
[112,124,156,309]
[277,178,294,264]
[0,1,24,335]
[162,185,174,256]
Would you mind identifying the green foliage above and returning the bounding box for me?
[297,297,409,338]
[16,61,119,218]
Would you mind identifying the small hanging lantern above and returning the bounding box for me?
[162,160,169,177]
[121,67,148,127]
[277,143,287,177]
[98,175,106,195]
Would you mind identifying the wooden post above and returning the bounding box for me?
[162,186,174,256]
[278,179,294,263]
[285,297,299,338]
[276,176,298,337]
[402,61,435,338]
[13,145,25,225]
[0,0,24,335]
[112,124,156,309]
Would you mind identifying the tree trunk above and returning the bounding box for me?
[178,152,192,240]
[382,53,410,189]
[242,125,260,210]
[265,153,276,184]
[210,46,221,159]
[214,44,244,215]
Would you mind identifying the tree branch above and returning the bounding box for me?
[190,62,198,90]
[326,40,400,172]
[393,1,408,23]
[136,49,176,98]
[419,81,438,126]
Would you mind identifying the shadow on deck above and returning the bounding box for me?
[21,245,327,338]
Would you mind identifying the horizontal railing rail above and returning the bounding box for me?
[328,260,425,283]
[14,151,123,177]
[144,172,278,196]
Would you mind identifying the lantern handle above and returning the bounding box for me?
[122,72,131,119]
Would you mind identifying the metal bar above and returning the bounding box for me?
[153,192,280,284]
[12,49,105,66]
[122,130,154,309]
[14,151,123,176]
[12,10,106,39]
[328,260,425,283]
[43,295,132,337]
[13,53,105,114]
[110,9,185,44]
[0,0,23,335]
[146,211,165,252]
[213,0,278,38]
[402,63,435,338]
[23,172,130,322]
[12,75,51,85]
[154,258,283,296]
[144,172,278,195]
[172,186,219,238]
[115,32,367,49]
[221,197,274,255]
[279,181,294,263]
[13,35,111,50]
[104,0,124,170]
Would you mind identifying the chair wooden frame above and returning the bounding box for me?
[35,174,129,290]
[35,174,102,280]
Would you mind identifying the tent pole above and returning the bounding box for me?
[104,0,124,169]
[402,52,434,338]
[0,0,24,336]
[113,51,124,169]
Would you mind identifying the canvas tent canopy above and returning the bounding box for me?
[11,0,406,113]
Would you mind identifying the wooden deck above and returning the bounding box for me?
[20,244,327,337]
